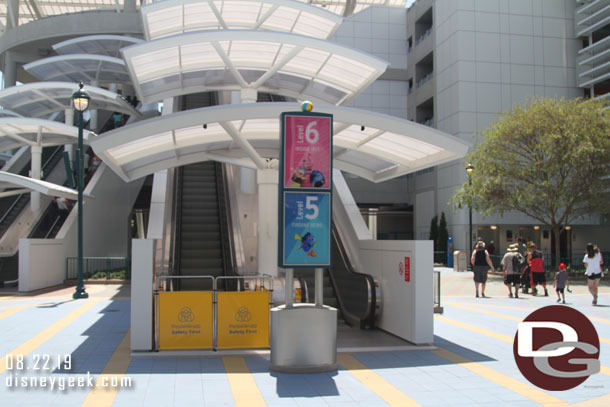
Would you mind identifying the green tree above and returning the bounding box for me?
[429,215,438,251]
[438,212,449,257]
[452,97,610,265]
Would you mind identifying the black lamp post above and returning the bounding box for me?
[466,163,475,269]
[72,82,90,300]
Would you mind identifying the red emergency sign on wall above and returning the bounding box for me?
[404,256,410,282]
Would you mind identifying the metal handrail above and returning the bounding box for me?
[216,162,237,278]
[328,224,377,329]
[44,215,62,239]
[169,167,183,281]
[0,146,65,228]
[216,275,274,293]
[156,275,216,291]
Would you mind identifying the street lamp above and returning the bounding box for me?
[466,163,475,269]
[72,82,90,300]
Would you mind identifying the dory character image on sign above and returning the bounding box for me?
[295,232,317,257]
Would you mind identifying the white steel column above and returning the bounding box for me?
[6,0,19,30]
[124,0,137,13]
[89,81,99,131]
[30,127,43,211]
[257,167,278,276]
[3,51,17,89]
[64,109,74,162]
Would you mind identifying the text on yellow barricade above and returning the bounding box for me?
[217,291,270,349]
[158,291,213,350]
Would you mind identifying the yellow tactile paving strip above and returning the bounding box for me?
[222,356,267,407]
[337,353,421,407]
[0,300,101,375]
[432,347,567,406]
[0,304,32,320]
[82,331,131,407]
[435,309,610,376]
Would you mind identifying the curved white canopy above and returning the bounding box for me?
[122,30,388,105]
[24,55,131,85]
[0,82,140,118]
[0,118,95,152]
[91,102,469,183]
[303,0,406,17]
[141,0,343,40]
[52,35,144,57]
[0,109,22,118]
[0,171,84,200]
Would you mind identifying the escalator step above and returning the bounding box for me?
[181,258,223,269]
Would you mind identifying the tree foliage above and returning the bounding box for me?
[452,97,610,262]
[438,212,449,255]
[429,215,438,250]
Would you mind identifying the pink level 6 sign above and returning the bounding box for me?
[283,115,331,190]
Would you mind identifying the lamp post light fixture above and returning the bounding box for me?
[466,163,475,269]
[72,82,90,300]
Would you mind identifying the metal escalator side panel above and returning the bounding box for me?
[327,222,378,329]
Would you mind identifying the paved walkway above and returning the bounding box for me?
[0,271,609,407]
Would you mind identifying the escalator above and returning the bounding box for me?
[0,146,66,285]
[173,161,236,290]
[169,91,237,290]
[294,223,378,329]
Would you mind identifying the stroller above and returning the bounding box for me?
[521,264,531,293]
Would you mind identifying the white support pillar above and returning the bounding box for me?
[257,168,278,276]
[3,51,17,89]
[64,109,74,162]
[240,88,257,103]
[30,144,42,211]
[6,0,19,30]
[89,81,99,131]
[124,0,137,13]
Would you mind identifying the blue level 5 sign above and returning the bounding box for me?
[281,191,331,267]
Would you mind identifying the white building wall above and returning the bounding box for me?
[333,6,408,119]
[411,0,586,253]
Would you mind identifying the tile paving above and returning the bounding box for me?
[0,269,608,406]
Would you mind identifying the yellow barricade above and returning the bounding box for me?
[158,291,213,350]
[217,291,270,349]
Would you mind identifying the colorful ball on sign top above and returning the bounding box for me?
[300,101,313,112]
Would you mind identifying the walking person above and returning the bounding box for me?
[554,263,570,304]
[528,244,548,296]
[502,244,524,298]
[516,237,530,293]
[471,240,494,298]
[583,243,604,305]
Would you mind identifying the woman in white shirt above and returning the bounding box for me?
[583,243,604,305]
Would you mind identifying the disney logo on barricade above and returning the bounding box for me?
[513,305,600,391]
[177,306,195,323]
[235,307,252,322]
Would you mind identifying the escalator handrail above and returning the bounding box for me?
[216,162,238,277]
[44,215,62,239]
[0,146,66,235]
[328,223,377,328]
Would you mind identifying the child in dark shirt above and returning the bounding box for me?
[554,263,570,304]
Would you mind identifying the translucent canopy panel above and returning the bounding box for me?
[53,35,144,57]
[300,0,406,17]
[0,171,82,200]
[0,118,95,153]
[0,0,126,31]
[141,0,343,40]
[0,109,22,118]
[0,82,140,118]
[24,55,131,85]
[122,30,388,105]
[92,102,469,182]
